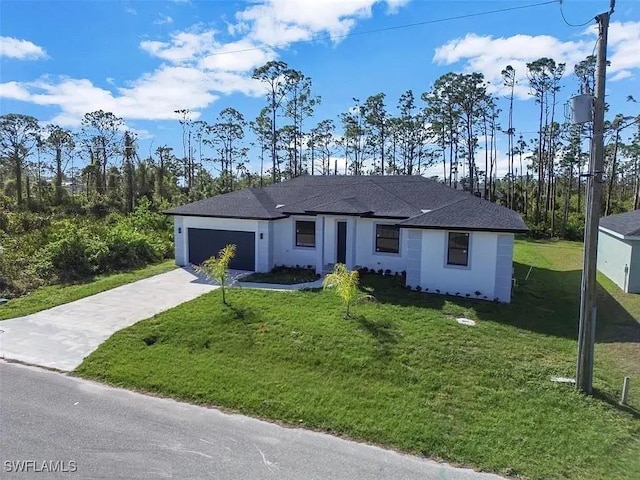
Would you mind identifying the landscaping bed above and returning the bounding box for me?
[76,240,640,479]
[241,266,319,284]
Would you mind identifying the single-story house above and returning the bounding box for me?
[598,209,640,293]
[165,175,528,302]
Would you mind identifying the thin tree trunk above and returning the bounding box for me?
[605,129,620,216]
[535,93,545,222]
[634,153,640,210]
[563,163,573,232]
[14,146,23,206]
[483,112,489,198]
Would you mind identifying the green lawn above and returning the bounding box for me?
[515,240,640,409]
[0,260,176,320]
[76,241,640,480]
[241,266,319,284]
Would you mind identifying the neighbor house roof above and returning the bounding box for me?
[165,175,528,233]
[599,209,640,238]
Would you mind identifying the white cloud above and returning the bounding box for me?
[140,30,217,63]
[1,67,219,126]
[125,7,137,16]
[0,36,47,60]
[154,15,174,26]
[126,126,154,140]
[433,21,640,99]
[1,0,409,126]
[610,70,633,82]
[0,81,33,101]
[198,40,276,72]
[596,21,640,74]
[236,0,386,46]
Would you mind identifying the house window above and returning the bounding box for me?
[295,220,316,247]
[375,225,400,254]
[447,232,470,266]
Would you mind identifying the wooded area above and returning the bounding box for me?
[1,57,639,297]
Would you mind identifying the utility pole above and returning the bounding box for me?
[576,0,615,394]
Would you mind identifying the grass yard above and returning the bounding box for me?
[241,266,319,284]
[0,260,176,320]
[76,241,640,480]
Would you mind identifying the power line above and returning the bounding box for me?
[559,0,596,27]
[192,0,558,60]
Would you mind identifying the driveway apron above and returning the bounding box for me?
[0,268,216,371]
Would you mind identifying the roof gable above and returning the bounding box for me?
[164,188,284,219]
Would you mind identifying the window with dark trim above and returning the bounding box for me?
[447,232,469,266]
[375,224,400,253]
[295,220,316,247]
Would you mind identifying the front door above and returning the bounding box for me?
[337,221,347,264]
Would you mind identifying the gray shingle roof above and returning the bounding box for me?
[164,188,283,219]
[599,209,640,236]
[165,175,528,233]
[397,195,528,232]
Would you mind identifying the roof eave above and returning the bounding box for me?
[397,224,529,234]
[163,212,285,220]
[599,225,640,240]
[302,210,374,216]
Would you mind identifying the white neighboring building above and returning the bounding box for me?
[598,209,640,293]
[166,176,528,303]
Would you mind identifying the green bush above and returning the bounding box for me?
[38,223,102,281]
[2,199,173,297]
[562,213,585,241]
[102,224,161,271]
[526,221,550,239]
[88,201,111,218]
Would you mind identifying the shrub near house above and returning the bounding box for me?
[0,200,172,297]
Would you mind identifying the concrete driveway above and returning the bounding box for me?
[0,268,217,371]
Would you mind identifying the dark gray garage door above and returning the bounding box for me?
[188,228,255,271]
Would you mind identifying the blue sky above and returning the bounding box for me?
[1,0,639,177]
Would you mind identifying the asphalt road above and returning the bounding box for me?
[0,362,504,480]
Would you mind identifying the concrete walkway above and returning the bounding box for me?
[0,268,217,371]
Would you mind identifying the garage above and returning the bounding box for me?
[188,228,255,271]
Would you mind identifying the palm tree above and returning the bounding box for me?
[196,244,236,305]
[323,263,359,318]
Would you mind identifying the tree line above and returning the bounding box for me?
[1,57,638,239]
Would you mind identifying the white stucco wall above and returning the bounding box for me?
[256,220,271,272]
[494,234,515,302]
[353,218,407,274]
[173,216,185,266]
[629,240,640,293]
[597,229,633,292]
[272,216,318,269]
[415,230,511,301]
